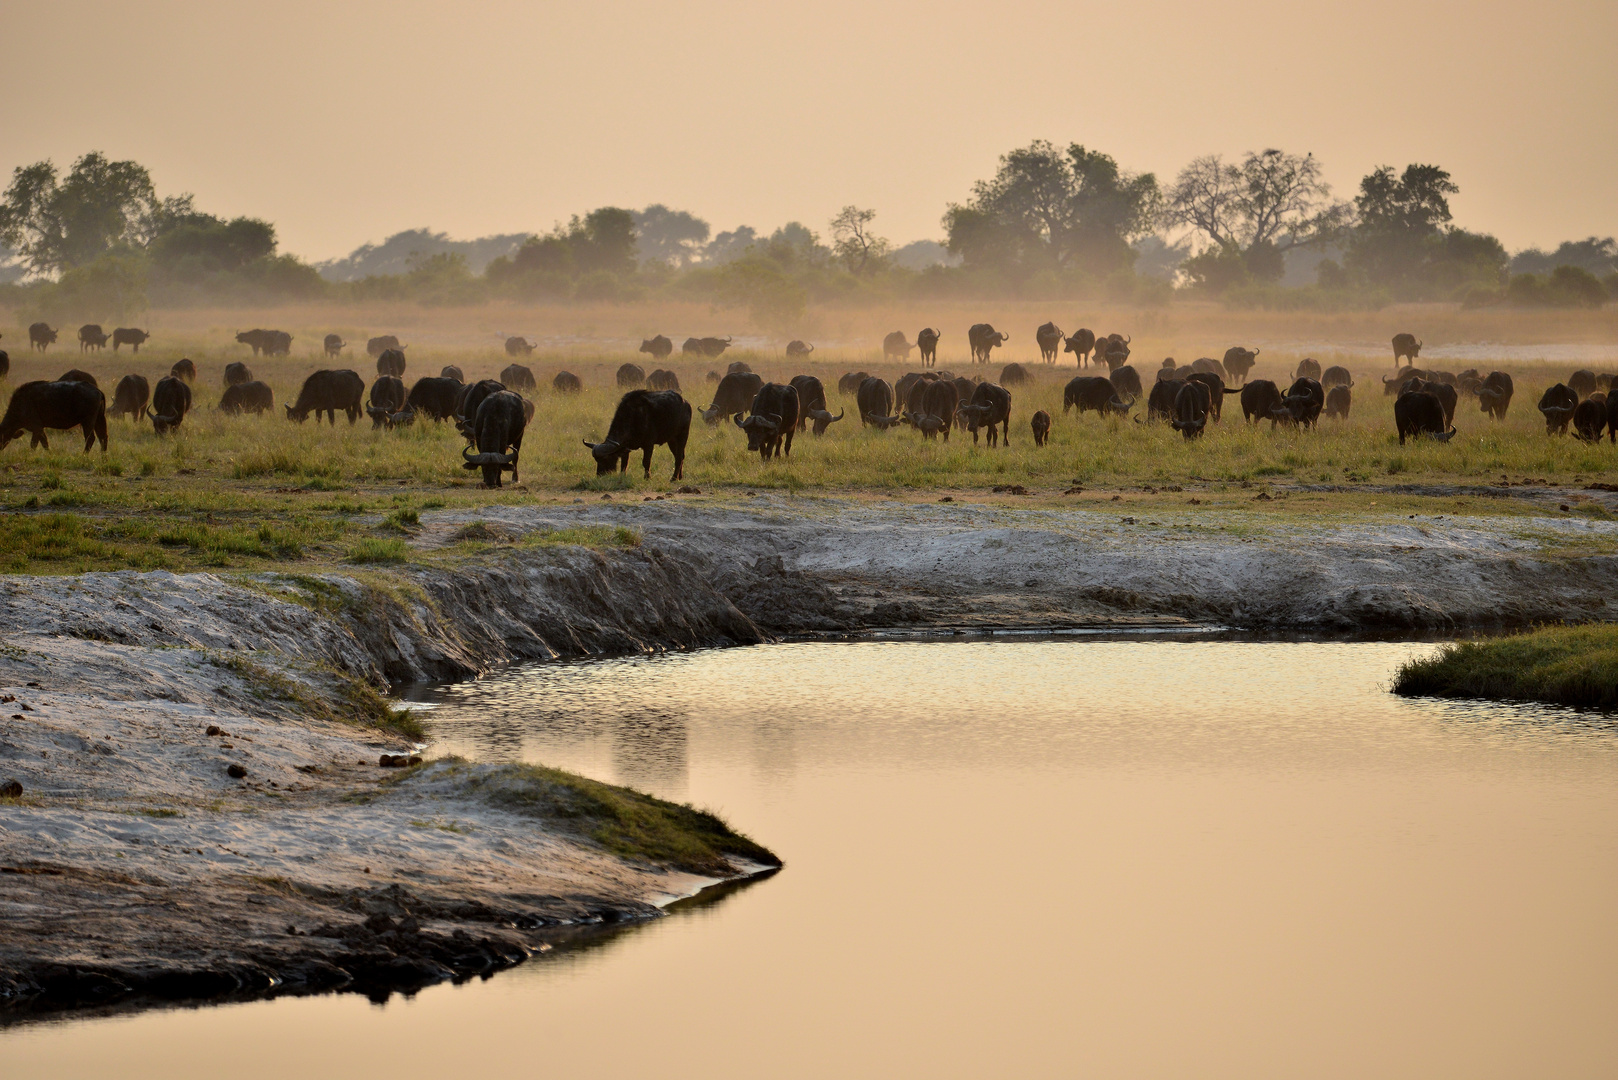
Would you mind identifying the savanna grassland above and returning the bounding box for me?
[2,299,1616,576]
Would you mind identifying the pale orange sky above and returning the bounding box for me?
[4,0,1614,262]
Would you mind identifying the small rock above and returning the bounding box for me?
[19,704,31,712]
[0,779,22,798]
[226,764,248,779]
[0,695,13,704]
[1560,504,1571,512]
[938,496,953,503]
[9,715,20,721]
[206,725,223,736]
[1110,494,1122,501]
[601,494,612,500]
[26,682,41,689]
[676,485,701,494]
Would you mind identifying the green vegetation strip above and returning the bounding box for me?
[1393,624,1618,707]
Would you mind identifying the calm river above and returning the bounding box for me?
[8,638,1618,1078]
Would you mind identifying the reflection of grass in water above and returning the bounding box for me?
[1393,624,1618,707]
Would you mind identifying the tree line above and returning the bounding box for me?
[2,147,1613,324]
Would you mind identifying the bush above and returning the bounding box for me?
[1393,624,1618,707]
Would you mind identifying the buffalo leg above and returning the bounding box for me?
[641,447,653,478]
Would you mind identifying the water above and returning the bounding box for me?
[9,639,1618,1078]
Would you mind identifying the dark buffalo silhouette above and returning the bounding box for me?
[698,337,732,358]
[1110,365,1143,401]
[786,340,814,358]
[1395,390,1453,444]
[29,323,57,351]
[1538,384,1578,435]
[367,335,404,358]
[1031,410,1051,446]
[223,361,253,387]
[1187,371,1238,422]
[737,383,800,460]
[917,328,941,367]
[397,377,463,423]
[1271,377,1325,429]
[1172,380,1211,439]
[648,369,681,392]
[57,369,98,388]
[78,324,109,352]
[324,334,347,358]
[111,374,150,420]
[236,329,272,355]
[1099,333,1131,370]
[1191,357,1226,378]
[501,364,536,391]
[1568,370,1598,399]
[838,371,870,395]
[1324,385,1353,419]
[1221,347,1259,384]
[376,348,407,378]
[440,365,465,383]
[111,327,149,352]
[727,360,752,375]
[1572,398,1606,441]
[286,370,364,424]
[1063,328,1097,367]
[857,377,895,426]
[617,362,646,388]
[1478,372,1514,420]
[150,376,191,435]
[263,331,292,356]
[699,371,763,424]
[1000,363,1033,387]
[1,380,107,452]
[367,376,408,429]
[1064,376,1131,418]
[504,336,535,357]
[1239,380,1283,426]
[553,371,583,393]
[1392,333,1422,367]
[1295,357,1322,381]
[220,381,275,415]
[1320,365,1353,389]
[957,382,1012,446]
[463,391,526,487]
[1036,322,1064,364]
[639,335,673,360]
[171,358,197,383]
[585,389,691,480]
[455,380,508,434]
[883,331,915,362]
[967,324,1009,364]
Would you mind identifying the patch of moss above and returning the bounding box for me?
[1393,624,1618,707]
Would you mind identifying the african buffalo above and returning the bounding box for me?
[640,335,674,360]
[223,361,253,387]
[902,411,946,439]
[171,358,196,383]
[441,366,464,383]
[553,371,583,393]
[1573,398,1606,441]
[1036,322,1064,364]
[790,374,843,434]
[1608,393,1618,444]
[698,337,732,358]
[0,380,107,452]
[617,363,646,388]
[737,383,800,460]
[150,376,191,435]
[1382,368,1425,395]
[1031,410,1051,446]
[455,380,507,433]
[1145,377,1181,423]
[1000,363,1032,386]
[1271,377,1325,429]
[29,323,57,351]
[463,391,526,487]
[219,381,274,415]
[1295,357,1322,381]
[911,379,958,440]
[883,331,915,362]
[1099,333,1131,370]
[324,334,347,358]
[786,340,814,358]
[857,377,895,426]
[111,327,149,352]
[1063,328,1097,367]
[1324,384,1352,419]
[236,329,272,355]
[367,335,404,358]
[838,371,870,395]
[504,336,535,357]
[367,375,408,429]
[376,348,407,378]
[700,371,763,424]
[894,371,935,413]
[397,376,463,423]
[263,331,292,356]
[1392,333,1422,367]
[1568,370,1597,399]
[286,369,364,425]
[1395,390,1453,444]
[1191,357,1226,378]
[1110,365,1143,401]
[1187,371,1237,422]
[58,369,98,388]
[1478,372,1514,420]
[1320,365,1353,389]
[1221,347,1259,384]
[957,382,1012,446]
[501,364,537,391]
[111,374,150,420]
[917,328,941,367]
[1404,378,1458,426]
[1064,376,1132,418]
[584,389,691,480]
[967,324,1009,364]
[680,337,704,356]
[78,324,109,352]
[727,360,752,375]
[1172,380,1211,439]
[1538,384,1578,435]
[649,369,681,392]
[0,351,9,380]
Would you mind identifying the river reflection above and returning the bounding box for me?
[9,639,1618,1079]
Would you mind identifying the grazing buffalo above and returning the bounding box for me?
[455,380,508,433]
[367,335,403,358]
[1568,370,1597,399]
[1221,347,1259,384]
[1238,380,1283,426]
[698,337,732,358]
[150,376,191,435]
[1294,357,1322,381]
[883,331,915,362]
[1382,368,1425,395]
[1110,364,1143,401]
[617,362,646,388]
[648,369,681,392]
[504,336,535,357]
[736,383,801,460]
[1172,380,1211,439]
[894,371,935,413]
[1609,393,1618,444]
[1538,384,1578,435]
[1395,390,1454,444]
[1031,410,1051,446]
[111,374,150,420]
[29,323,57,351]
[223,361,253,387]
[1190,357,1225,378]
[111,327,149,352]
[376,348,407,378]
[727,360,752,375]
[553,371,583,393]
[1320,365,1353,389]
[1064,376,1132,418]
[967,324,1009,364]
[902,411,946,439]
[838,371,870,395]
[1035,322,1064,364]
[170,358,197,383]
[58,369,98,388]
[263,331,292,356]
[1478,372,1514,420]
[786,340,814,358]
[921,379,958,439]
[857,377,895,426]
[1404,378,1457,426]
[700,371,763,424]
[957,382,1012,446]
[1324,384,1353,419]
[1187,371,1237,422]
[1099,334,1131,370]
[440,365,464,383]
[78,324,109,352]
[1573,398,1606,441]
[585,389,691,480]
[640,335,674,360]
[790,374,843,434]
[236,329,272,355]
[463,391,527,487]
[367,375,408,429]
[1271,377,1325,429]
[917,328,941,367]
[680,337,704,356]
[500,363,537,391]
[324,334,347,358]
[219,381,274,415]
[1064,328,1097,367]
[1392,333,1422,367]
[1000,362,1032,386]
[285,369,364,425]
[0,380,107,452]
[1145,377,1181,422]
[1159,358,1178,378]
[398,376,463,423]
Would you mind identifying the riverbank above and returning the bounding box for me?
[4,497,1618,1021]
[1393,623,1618,706]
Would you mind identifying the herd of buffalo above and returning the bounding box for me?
[1,321,1614,487]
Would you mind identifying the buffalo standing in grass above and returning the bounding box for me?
[367,335,404,358]
[1568,370,1597,399]
[440,365,464,383]
[697,337,732,358]
[1172,380,1211,439]
[585,389,691,480]
[396,376,463,423]
[617,362,646,388]
[1099,334,1131,370]
[286,370,364,425]
[1063,328,1097,367]
[376,348,407,378]
[1238,380,1283,426]
[112,327,150,352]
[1572,398,1606,441]
[324,334,347,358]
[700,371,763,424]
[220,381,274,415]
[790,374,843,434]
[857,377,896,427]
[1221,347,1259,384]
[1271,377,1325,429]
[1538,384,1578,435]
[648,369,681,392]
[917,328,941,367]
[111,374,150,420]
[262,331,292,356]
[838,371,870,395]
[1395,389,1454,444]
[903,379,958,440]
[883,331,915,362]
[1325,385,1353,419]
[501,363,536,391]
[1030,410,1051,446]
[1404,378,1457,426]
[79,324,109,352]
[1035,322,1064,364]
[1187,371,1238,422]
[1294,357,1322,381]
[150,376,191,435]
[553,371,583,393]
[737,383,800,460]
[1145,376,1181,423]
[29,323,57,351]
[171,358,197,383]
[1321,365,1353,389]
[1000,362,1033,387]
[223,361,253,387]
[463,391,526,488]
[1110,364,1143,401]
[455,380,508,434]
[236,329,271,355]
[967,324,1009,364]
[504,336,535,357]
[58,369,98,388]
[1191,357,1227,378]
[957,382,1012,446]
[640,335,673,360]
[786,340,814,358]
[1392,333,1422,367]
[1478,371,1513,419]
[1064,376,1132,418]
[367,376,408,429]
[0,350,9,380]
[0,380,107,452]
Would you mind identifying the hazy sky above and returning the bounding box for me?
[5,0,1614,262]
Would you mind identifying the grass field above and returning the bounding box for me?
[1,300,1616,575]
[1393,624,1618,708]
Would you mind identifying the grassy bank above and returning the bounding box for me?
[1392,624,1618,707]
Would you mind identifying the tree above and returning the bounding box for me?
[829,206,889,275]
[1344,164,1505,297]
[1511,237,1618,277]
[1164,149,1350,287]
[571,207,637,276]
[632,205,710,267]
[0,152,160,274]
[943,140,1158,277]
[147,215,277,276]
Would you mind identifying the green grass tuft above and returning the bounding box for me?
[347,537,409,563]
[1392,624,1618,707]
